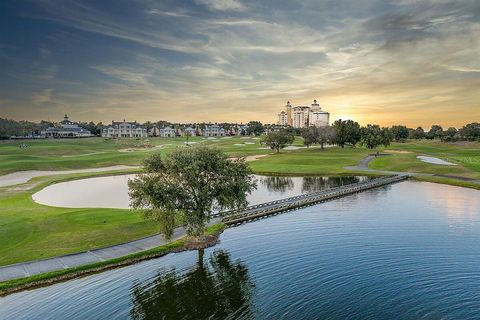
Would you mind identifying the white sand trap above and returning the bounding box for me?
[252,137,260,140]
[417,156,457,166]
[284,146,304,150]
[245,154,269,161]
[62,152,106,158]
[0,165,139,187]
[244,142,255,145]
[221,137,232,139]
[207,137,217,140]
[184,141,198,144]
[384,150,413,154]
[234,144,245,146]
[229,154,269,161]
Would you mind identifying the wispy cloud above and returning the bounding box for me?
[1,0,479,127]
[195,0,246,12]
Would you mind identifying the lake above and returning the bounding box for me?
[32,174,369,209]
[2,180,480,319]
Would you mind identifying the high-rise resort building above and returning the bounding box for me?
[277,99,329,128]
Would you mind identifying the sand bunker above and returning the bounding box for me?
[284,146,303,150]
[384,150,413,154]
[229,154,269,161]
[0,165,139,187]
[417,156,457,166]
[245,154,269,161]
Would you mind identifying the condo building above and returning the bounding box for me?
[102,120,148,138]
[204,124,226,137]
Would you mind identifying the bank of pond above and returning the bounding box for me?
[2,177,480,319]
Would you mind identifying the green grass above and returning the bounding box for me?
[369,140,480,179]
[0,172,158,266]
[0,136,269,175]
[250,146,371,175]
[412,175,480,190]
[0,137,479,268]
[0,223,226,295]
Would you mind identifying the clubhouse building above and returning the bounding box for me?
[41,114,92,138]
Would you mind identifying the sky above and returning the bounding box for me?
[0,0,479,127]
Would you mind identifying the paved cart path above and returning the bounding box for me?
[0,226,190,282]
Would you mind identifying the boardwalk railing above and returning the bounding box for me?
[216,175,408,225]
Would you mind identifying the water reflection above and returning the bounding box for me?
[32,174,371,209]
[130,250,256,320]
[260,176,294,192]
[301,176,369,193]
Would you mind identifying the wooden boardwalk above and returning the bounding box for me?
[218,175,408,225]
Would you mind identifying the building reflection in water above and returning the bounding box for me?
[130,250,256,320]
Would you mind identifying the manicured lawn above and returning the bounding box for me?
[0,137,479,267]
[0,136,269,175]
[250,147,372,175]
[0,172,158,266]
[370,141,480,179]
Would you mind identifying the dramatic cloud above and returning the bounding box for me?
[0,0,479,127]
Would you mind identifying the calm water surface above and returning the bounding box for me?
[32,175,367,209]
[2,181,480,319]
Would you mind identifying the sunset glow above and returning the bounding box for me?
[1,0,479,127]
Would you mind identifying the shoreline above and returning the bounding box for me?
[0,224,226,296]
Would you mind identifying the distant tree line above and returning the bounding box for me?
[261,120,480,152]
[1,116,479,143]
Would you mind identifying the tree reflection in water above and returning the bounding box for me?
[260,176,294,192]
[130,250,256,320]
[302,176,368,193]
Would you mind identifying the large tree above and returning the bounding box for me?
[459,122,480,141]
[246,121,265,136]
[390,125,409,142]
[410,126,425,139]
[332,119,361,148]
[261,130,294,153]
[128,146,256,240]
[442,127,458,141]
[300,127,316,148]
[361,124,387,149]
[315,126,334,149]
[426,125,443,139]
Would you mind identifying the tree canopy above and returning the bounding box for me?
[360,124,392,149]
[246,121,265,136]
[331,119,361,148]
[261,130,294,152]
[128,146,256,239]
[390,125,409,142]
[300,127,316,147]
